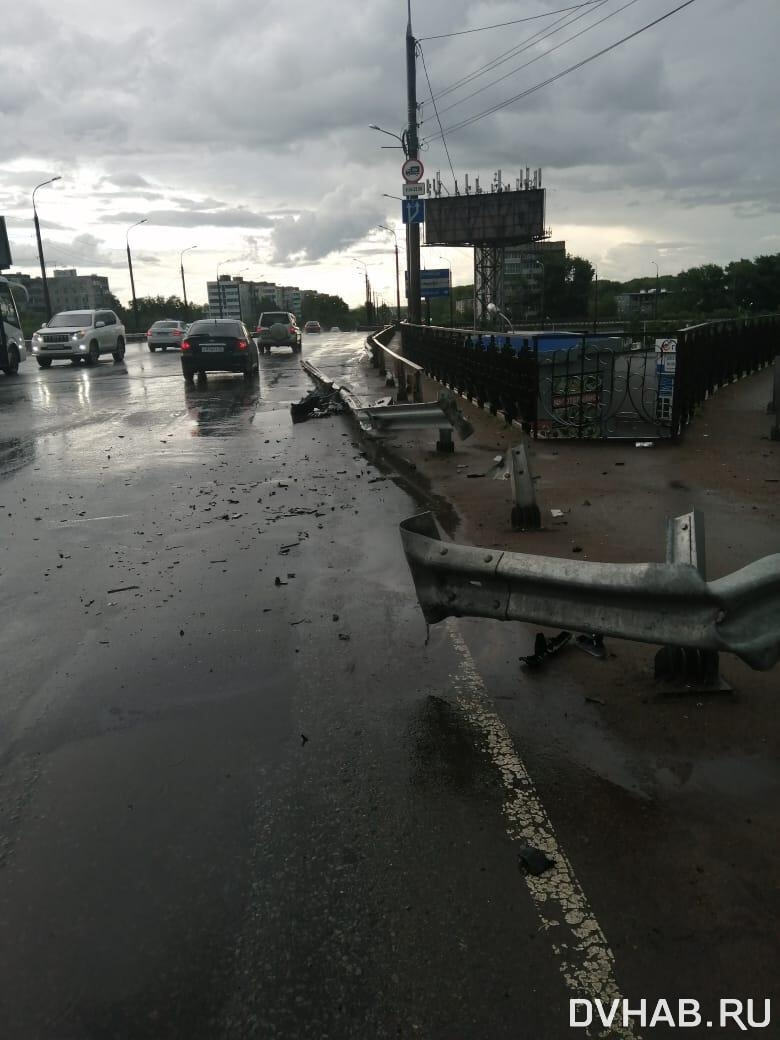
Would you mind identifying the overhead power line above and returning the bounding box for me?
[418,0,604,41]
[424,0,699,141]
[436,0,644,119]
[417,42,457,192]
[423,0,610,104]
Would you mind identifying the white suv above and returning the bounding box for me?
[31,309,126,367]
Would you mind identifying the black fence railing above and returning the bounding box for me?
[672,315,779,436]
[401,324,538,427]
[402,317,780,441]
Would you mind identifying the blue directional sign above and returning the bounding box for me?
[405,268,451,299]
[402,199,426,225]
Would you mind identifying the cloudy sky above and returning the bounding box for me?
[1,0,778,308]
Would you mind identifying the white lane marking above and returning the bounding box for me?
[447,622,639,1040]
[62,514,131,524]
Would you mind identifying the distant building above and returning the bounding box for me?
[503,240,566,320]
[6,268,112,313]
[206,278,303,321]
[616,289,672,316]
[255,282,282,308]
[281,286,302,316]
[206,277,256,321]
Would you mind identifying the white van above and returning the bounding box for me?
[0,276,27,376]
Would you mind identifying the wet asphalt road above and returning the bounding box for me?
[0,336,562,1039]
[1,336,778,1039]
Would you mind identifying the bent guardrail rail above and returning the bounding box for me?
[399,511,780,671]
[301,359,472,451]
[367,328,424,403]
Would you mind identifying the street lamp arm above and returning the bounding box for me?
[126,218,148,246]
[32,175,61,208]
[369,124,404,146]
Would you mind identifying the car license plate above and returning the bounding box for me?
[201,345,224,352]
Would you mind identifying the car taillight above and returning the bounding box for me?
[172,329,182,336]
[237,339,248,350]
[146,330,152,337]
[257,326,267,333]
[181,339,192,351]
[288,326,296,334]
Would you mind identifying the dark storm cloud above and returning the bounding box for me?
[2,0,779,282]
[108,208,275,229]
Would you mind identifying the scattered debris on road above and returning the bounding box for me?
[290,388,345,423]
[520,631,572,669]
[518,845,555,876]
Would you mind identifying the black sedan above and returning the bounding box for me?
[180,319,260,382]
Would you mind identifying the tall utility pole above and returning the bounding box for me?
[32,176,61,321]
[406,1,421,324]
[378,225,401,324]
[351,258,372,324]
[180,245,197,322]
[126,219,147,334]
[651,260,659,321]
[593,268,599,333]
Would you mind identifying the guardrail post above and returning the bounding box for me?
[655,509,730,691]
[395,358,409,402]
[436,427,454,453]
[413,370,423,403]
[509,439,541,531]
[770,357,780,440]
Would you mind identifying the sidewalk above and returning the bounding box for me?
[353,341,780,755]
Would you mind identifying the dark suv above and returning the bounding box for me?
[255,312,302,353]
[180,319,259,382]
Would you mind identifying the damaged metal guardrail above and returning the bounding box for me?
[399,511,780,671]
[300,358,472,452]
[367,328,424,403]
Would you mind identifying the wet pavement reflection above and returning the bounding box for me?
[184,379,262,436]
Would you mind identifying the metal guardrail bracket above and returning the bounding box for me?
[657,510,732,692]
[437,391,474,441]
[508,441,541,531]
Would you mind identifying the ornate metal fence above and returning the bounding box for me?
[672,315,780,436]
[536,341,669,439]
[401,316,780,440]
[401,324,538,428]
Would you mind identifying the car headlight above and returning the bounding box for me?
[32,332,43,343]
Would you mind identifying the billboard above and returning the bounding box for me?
[424,189,545,247]
[404,269,451,299]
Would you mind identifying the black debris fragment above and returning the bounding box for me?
[290,388,344,423]
[518,845,555,876]
[520,631,572,668]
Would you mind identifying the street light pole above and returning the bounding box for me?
[378,225,401,324]
[405,0,422,324]
[32,176,61,321]
[651,260,659,321]
[593,267,599,334]
[350,258,371,324]
[216,258,239,319]
[180,245,197,322]
[534,258,545,330]
[126,219,147,334]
